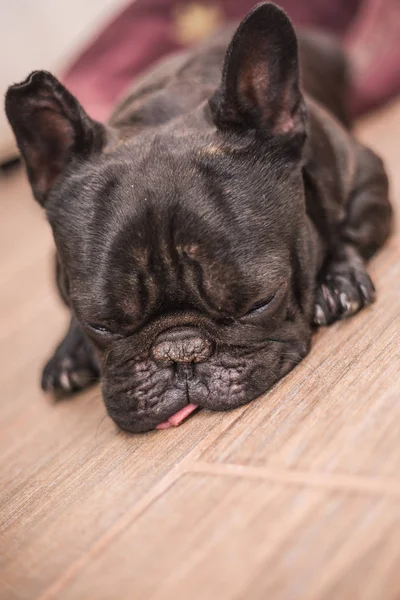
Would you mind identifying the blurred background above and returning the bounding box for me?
[0,0,127,162]
[1,0,399,165]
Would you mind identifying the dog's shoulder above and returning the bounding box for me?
[299,30,350,128]
[301,96,356,239]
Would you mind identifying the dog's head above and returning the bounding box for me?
[6,4,319,431]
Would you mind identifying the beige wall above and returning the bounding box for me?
[0,0,129,161]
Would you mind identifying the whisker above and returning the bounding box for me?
[94,413,110,440]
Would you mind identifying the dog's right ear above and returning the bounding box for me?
[210,3,305,142]
[5,71,106,205]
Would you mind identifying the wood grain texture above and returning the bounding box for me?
[0,100,399,600]
[55,474,400,600]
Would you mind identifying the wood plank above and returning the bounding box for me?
[0,410,242,598]
[0,171,52,282]
[37,473,400,600]
[0,373,240,600]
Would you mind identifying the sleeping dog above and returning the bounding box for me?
[5,3,392,432]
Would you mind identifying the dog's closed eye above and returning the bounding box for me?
[87,322,113,335]
[242,280,288,318]
[244,294,276,317]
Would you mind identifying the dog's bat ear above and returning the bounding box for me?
[5,71,106,205]
[210,3,306,142]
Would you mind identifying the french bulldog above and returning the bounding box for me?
[5,3,392,432]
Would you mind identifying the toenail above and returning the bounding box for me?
[59,372,72,390]
[314,304,327,325]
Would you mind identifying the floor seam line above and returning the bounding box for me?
[186,461,400,498]
[37,462,185,600]
[36,411,249,600]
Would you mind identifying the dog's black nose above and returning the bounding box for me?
[152,327,213,365]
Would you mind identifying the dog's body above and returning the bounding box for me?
[6,4,392,432]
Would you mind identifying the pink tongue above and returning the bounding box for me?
[155,403,199,430]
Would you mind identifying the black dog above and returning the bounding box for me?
[5,3,392,432]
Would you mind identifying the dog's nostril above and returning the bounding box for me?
[152,327,213,364]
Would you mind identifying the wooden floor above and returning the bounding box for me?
[1,101,400,600]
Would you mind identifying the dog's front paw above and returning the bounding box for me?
[41,344,99,395]
[313,265,376,326]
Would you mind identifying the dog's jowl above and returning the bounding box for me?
[5,3,392,432]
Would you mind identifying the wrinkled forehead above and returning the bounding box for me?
[75,219,290,324]
[108,206,289,313]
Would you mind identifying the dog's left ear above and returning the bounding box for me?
[210,3,305,140]
[5,71,106,205]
